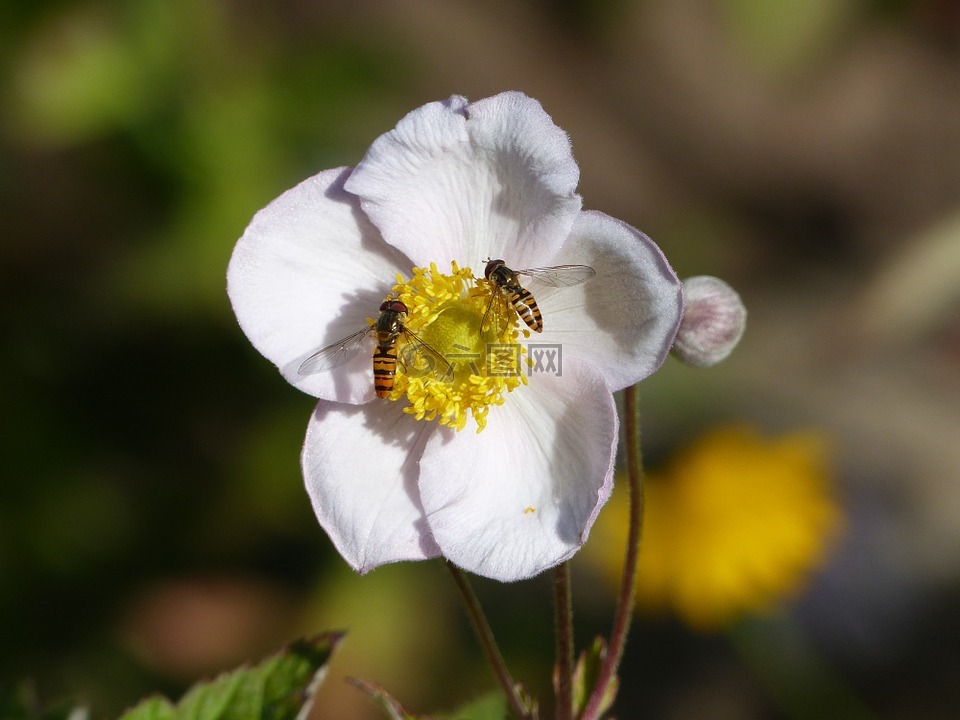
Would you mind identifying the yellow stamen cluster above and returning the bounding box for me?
[388,262,526,432]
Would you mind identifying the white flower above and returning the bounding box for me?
[227,92,683,582]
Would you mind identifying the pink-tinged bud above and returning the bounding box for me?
[672,276,746,367]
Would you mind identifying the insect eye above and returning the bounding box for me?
[385,300,407,314]
[484,259,504,278]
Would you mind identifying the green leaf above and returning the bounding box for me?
[350,680,511,720]
[571,637,617,718]
[116,696,175,720]
[438,691,510,720]
[118,633,343,720]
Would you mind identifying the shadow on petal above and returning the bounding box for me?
[306,400,441,569]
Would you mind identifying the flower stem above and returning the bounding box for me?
[553,562,574,720]
[580,384,645,720]
[446,560,531,720]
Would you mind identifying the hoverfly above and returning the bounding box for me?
[482,259,596,333]
[298,299,452,398]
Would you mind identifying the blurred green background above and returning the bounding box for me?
[3,0,960,718]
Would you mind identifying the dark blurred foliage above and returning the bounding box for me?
[3,1,960,719]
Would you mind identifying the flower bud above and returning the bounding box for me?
[672,276,746,367]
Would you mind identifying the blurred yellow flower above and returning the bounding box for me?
[585,426,841,630]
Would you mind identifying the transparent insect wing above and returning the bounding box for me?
[397,330,455,383]
[297,327,373,375]
[516,265,596,287]
[480,286,511,334]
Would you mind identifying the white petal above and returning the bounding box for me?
[344,92,582,270]
[418,362,617,582]
[302,400,441,573]
[227,168,411,403]
[533,210,683,391]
